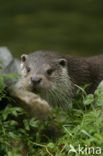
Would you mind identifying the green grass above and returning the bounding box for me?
[0,70,103,155]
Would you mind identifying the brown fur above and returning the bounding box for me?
[20,51,103,109]
[66,54,103,93]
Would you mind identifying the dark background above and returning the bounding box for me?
[0,0,103,58]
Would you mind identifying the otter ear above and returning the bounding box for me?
[59,58,67,67]
[21,54,28,62]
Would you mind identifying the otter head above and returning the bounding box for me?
[21,51,74,110]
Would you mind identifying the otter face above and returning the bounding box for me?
[20,51,74,110]
[20,51,68,92]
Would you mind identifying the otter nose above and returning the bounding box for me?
[31,77,42,85]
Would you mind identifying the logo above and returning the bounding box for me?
[69,144,102,155]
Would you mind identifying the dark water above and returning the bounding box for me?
[0,0,103,58]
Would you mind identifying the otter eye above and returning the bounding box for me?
[27,67,31,73]
[47,69,54,75]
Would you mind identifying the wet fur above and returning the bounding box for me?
[21,51,103,109]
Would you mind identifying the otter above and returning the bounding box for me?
[20,51,103,110]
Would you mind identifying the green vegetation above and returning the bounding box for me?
[1,1,103,155]
[0,70,103,155]
[0,0,103,58]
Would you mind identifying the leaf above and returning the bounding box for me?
[9,120,18,126]
[3,73,20,81]
[47,143,55,149]
[81,129,91,137]
[95,86,103,96]
[75,84,87,95]
[23,120,30,131]
[2,112,8,121]
[11,107,25,117]
[8,132,19,139]
[83,94,94,105]
[7,151,12,156]
[29,118,39,128]
[67,102,73,114]
[96,96,103,106]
